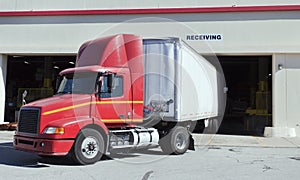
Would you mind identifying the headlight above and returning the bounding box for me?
[43,127,64,135]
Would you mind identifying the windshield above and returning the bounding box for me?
[57,72,98,94]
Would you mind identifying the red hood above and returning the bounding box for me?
[22,94,93,134]
[25,94,92,110]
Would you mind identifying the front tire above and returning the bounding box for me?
[72,128,105,165]
[159,126,190,155]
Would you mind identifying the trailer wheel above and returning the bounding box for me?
[159,126,190,155]
[72,128,105,165]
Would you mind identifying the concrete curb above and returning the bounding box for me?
[192,134,300,148]
[0,130,15,140]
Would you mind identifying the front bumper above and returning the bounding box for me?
[14,135,74,156]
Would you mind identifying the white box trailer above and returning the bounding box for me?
[143,38,226,124]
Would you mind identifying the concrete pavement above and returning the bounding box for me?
[2,131,299,180]
[2,130,300,148]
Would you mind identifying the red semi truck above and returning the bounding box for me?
[14,34,226,164]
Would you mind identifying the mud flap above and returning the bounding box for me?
[188,134,195,151]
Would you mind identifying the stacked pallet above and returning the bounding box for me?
[0,123,17,130]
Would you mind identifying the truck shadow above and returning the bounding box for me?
[0,142,165,167]
[109,147,165,158]
[0,142,49,168]
[0,142,87,167]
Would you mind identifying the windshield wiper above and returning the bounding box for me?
[56,91,70,95]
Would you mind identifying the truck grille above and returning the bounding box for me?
[18,108,40,134]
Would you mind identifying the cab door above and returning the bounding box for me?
[95,69,133,126]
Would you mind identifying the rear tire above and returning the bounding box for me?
[71,128,105,165]
[159,126,190,155]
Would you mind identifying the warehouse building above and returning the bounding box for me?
[1,0,300,137]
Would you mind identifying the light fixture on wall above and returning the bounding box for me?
[278,64,283,70]
[24,61,30,64]
[13,56,24,58]
[69,61,75,65]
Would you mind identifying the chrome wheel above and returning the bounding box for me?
[159,126,190,155]
[72,129,105,165]
[81,136,99,159]
[175,133,187,150]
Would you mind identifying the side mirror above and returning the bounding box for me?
[107,73,115,93]
[22,90,27,105]
[96,79,102,98]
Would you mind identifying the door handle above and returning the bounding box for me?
[127,112,131,119]
[119,115,125,119]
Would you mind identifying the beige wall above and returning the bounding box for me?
[268,54,300,137]
[1,6,300,136]
[1,14,300,55]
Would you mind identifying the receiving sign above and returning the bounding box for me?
[186,34,223,41]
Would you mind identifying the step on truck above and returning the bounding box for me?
[14,34,226,164]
